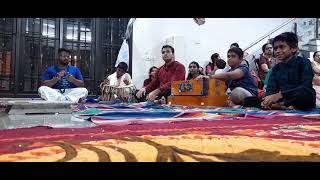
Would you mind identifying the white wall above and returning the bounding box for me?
[132,18,291,89]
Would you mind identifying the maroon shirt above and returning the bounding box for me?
[143,78,152,87]
[258,54,275,80]
[145,60,185,94]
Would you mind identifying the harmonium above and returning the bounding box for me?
[167,79,228,107]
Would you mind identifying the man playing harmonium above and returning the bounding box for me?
[136,45,186,102]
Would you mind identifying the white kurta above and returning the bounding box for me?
[107,72,133,87]
[38,86,88,103]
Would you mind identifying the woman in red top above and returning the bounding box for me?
[143,66,158,87]
[205,53,220,75]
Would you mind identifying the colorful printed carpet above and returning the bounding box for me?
[72,102,320,125]
[0,102,320,162]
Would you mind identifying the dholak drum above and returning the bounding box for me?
[100,84,137,103]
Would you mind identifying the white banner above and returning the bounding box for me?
[115,40,129,67]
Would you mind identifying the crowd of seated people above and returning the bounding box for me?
[37,32,318,111]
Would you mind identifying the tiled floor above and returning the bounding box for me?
[0,113,96,130]
[0,98,96,130]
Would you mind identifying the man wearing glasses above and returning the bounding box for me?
[38,48,88,103]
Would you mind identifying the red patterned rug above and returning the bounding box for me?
[0,116,320,162]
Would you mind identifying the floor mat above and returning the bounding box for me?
[72,102,320,125]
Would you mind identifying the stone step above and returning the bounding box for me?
[0,99,74,115]
[8,104,72,115]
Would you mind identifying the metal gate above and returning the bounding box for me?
[0,18,15,96]
[0,18,130,98]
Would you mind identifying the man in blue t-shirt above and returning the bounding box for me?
[38,48,88,103]
[196,47,258,106]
